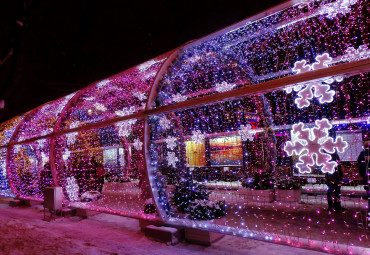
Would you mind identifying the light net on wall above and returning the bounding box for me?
[0,116,23,197]
[148,71,370,251]
[55,57,166,132]
[147,0,370,251]
[7,138,52,201]
[52,120,155,218]
[153,0,369,108]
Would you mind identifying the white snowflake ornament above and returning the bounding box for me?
[66,132,78,145]
[133,91,147,101]
[238,124,255,142]
[66,176,79,201]
[320,0,358,19]
[167,151,179,168]
[116,119,137,137]
[133,138,143,150]
[215,81,236,93]
[159,116,171,130]
[172,93,187,103]
[284,118,348,174]
[289,53,336,108]
[115,106,135,117]
[191,130,205,144]
[293,53,332,75]
[165,136,177,150]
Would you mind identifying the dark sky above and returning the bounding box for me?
[0,0,285,123]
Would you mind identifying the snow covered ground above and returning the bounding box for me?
[0,197,330,255]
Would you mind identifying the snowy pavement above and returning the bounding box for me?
[0,197,330,255]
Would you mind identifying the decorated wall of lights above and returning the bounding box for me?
[0,116,23,197]
[0,0,368,253]
[148,0,370,252]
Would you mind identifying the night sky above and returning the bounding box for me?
[0,0,285,123]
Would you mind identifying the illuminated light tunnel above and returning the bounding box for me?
[0,0,369,253]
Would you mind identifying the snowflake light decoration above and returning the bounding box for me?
[133,138,143,150]
[165,136,177,150]
[66,132,78,145]
[311,53,332,70]
[292,53,332,74]
[215,81,236,93]
[159,116,171,130]
[66,121,79,145]
[115,106,136,117]
[341,45,370,62]
[284,118,348,174]
[238,124,255,142]
[62,149,71,161]
[167,151,179,168]
[116,119,137,137]
[172,93,187,103]
[287,53,338,108]
[66,176,79,201]
[191,130,205,144]
[133,92,147,101]
[41,152,48,165]
[320,0,358,19]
